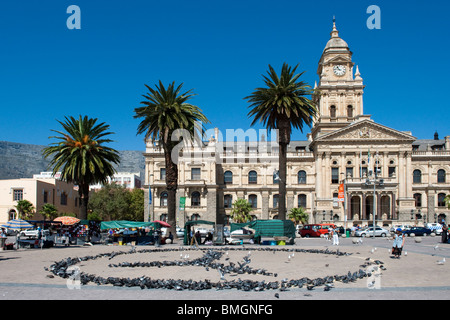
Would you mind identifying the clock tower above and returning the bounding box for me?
[311,19,366,139]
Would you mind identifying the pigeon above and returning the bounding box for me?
[434,244,440,251]
[219,269,226,280]
[274,293,279,299]
[437,258,446,265]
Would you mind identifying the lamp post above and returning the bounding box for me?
[365,169,384,238]
[340,172,347,237]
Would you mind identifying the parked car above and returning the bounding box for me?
[390,225,411,233]
[355,226,390,237]
[299,224,336,238]
[176,227,185,238]
[402,227,432,237]
[426,223,442,235]
[18,229,50,238]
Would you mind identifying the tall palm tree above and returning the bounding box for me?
[245,63,318,220]
[42,115,120,220]
[134,81,210,238]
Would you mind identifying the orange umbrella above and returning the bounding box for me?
[54,216,81,225]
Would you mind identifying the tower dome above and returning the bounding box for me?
[324,18,349,51]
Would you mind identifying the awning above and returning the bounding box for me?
[183,220,215,245]
[100,220,157,230]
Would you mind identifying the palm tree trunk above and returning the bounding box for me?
[278,120,291,221]
[278,141,287,220]
[79,184,89,220]
[164,146,178,239]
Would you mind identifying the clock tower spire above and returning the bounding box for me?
[311,19,366,138]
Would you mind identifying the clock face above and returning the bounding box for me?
[333,65,346,76]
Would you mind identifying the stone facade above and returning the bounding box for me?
[143,22,450,228]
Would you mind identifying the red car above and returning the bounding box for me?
[299,224,337,238]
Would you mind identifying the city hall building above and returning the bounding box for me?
[143,22,450,228]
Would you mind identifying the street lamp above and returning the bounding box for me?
[365,169,384,238]
[340,172,348,237]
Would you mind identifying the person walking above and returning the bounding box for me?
[392,228,406,259]
[442,224,448,244]
[331,226,339,246]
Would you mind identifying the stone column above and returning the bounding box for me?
[262,191,269,219]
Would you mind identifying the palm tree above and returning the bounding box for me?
[288,207,308,225]
[15,200,35,220]
[43,115,120,220]
[134,81,210,238]
[230,199,253,223]
[39,203,58,221]
[245,63,318,220]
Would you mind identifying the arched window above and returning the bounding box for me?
[414,193,422,208]
[224,171,233,184]
[438,169,446,183]
[191,213,200,221]
[191,191,201,207]
[438,193,446,207]
[298,170,307,184]
[160,192,168,207]
[347,105,353,118]
[224,194,232,208]
[249,194,257,208]
[248,171,257,184]
[298,194,307,208]
[413,169,422,183]
[330,105,336,118]
[273,194,279,208]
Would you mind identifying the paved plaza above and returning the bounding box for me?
[0,235,449,301]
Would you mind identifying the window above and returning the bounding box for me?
[330,105,336,118]
[414,193,422,207]
[13,189,23,201]
[298,170,307,184]
[160,168,166,181]
[273,194,279,208]
[248,171,257,184]
[413,170,422,183]
[43,191,48,204]
[61,192,67,206]
[438,193,446,207]
[191,168,201,180]
[346,167,353,179]
[438,169,446,183]
[347,105,353,118]
[273,170,279,184]
[160,192,168,207]
[298,194,307,208]
[224,195,232,208]
[249,194,257,208]
[191,191,201,207]
[360,167,368,178]
[224,171,233,184]
[331,168,339,184]
[389,167,396,177]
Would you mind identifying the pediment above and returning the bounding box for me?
[314,120,416,143]
[325,55,353,64]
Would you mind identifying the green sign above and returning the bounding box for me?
[180,197,186,211]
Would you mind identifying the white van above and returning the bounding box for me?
[426,223,443,235]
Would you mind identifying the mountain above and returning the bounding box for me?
[0,141,145,180]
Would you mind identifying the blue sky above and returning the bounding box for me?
[0,0,449,151]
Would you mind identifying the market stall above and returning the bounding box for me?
[183,220,215,245]
[100,220,158,245]
[230,220,296,245]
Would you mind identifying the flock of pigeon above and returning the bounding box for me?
[47,246,381,293]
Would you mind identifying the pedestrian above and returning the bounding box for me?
[331,226,339,246]
[392,228,406,259]
[154,228,161,247]
[442,224,448,244]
